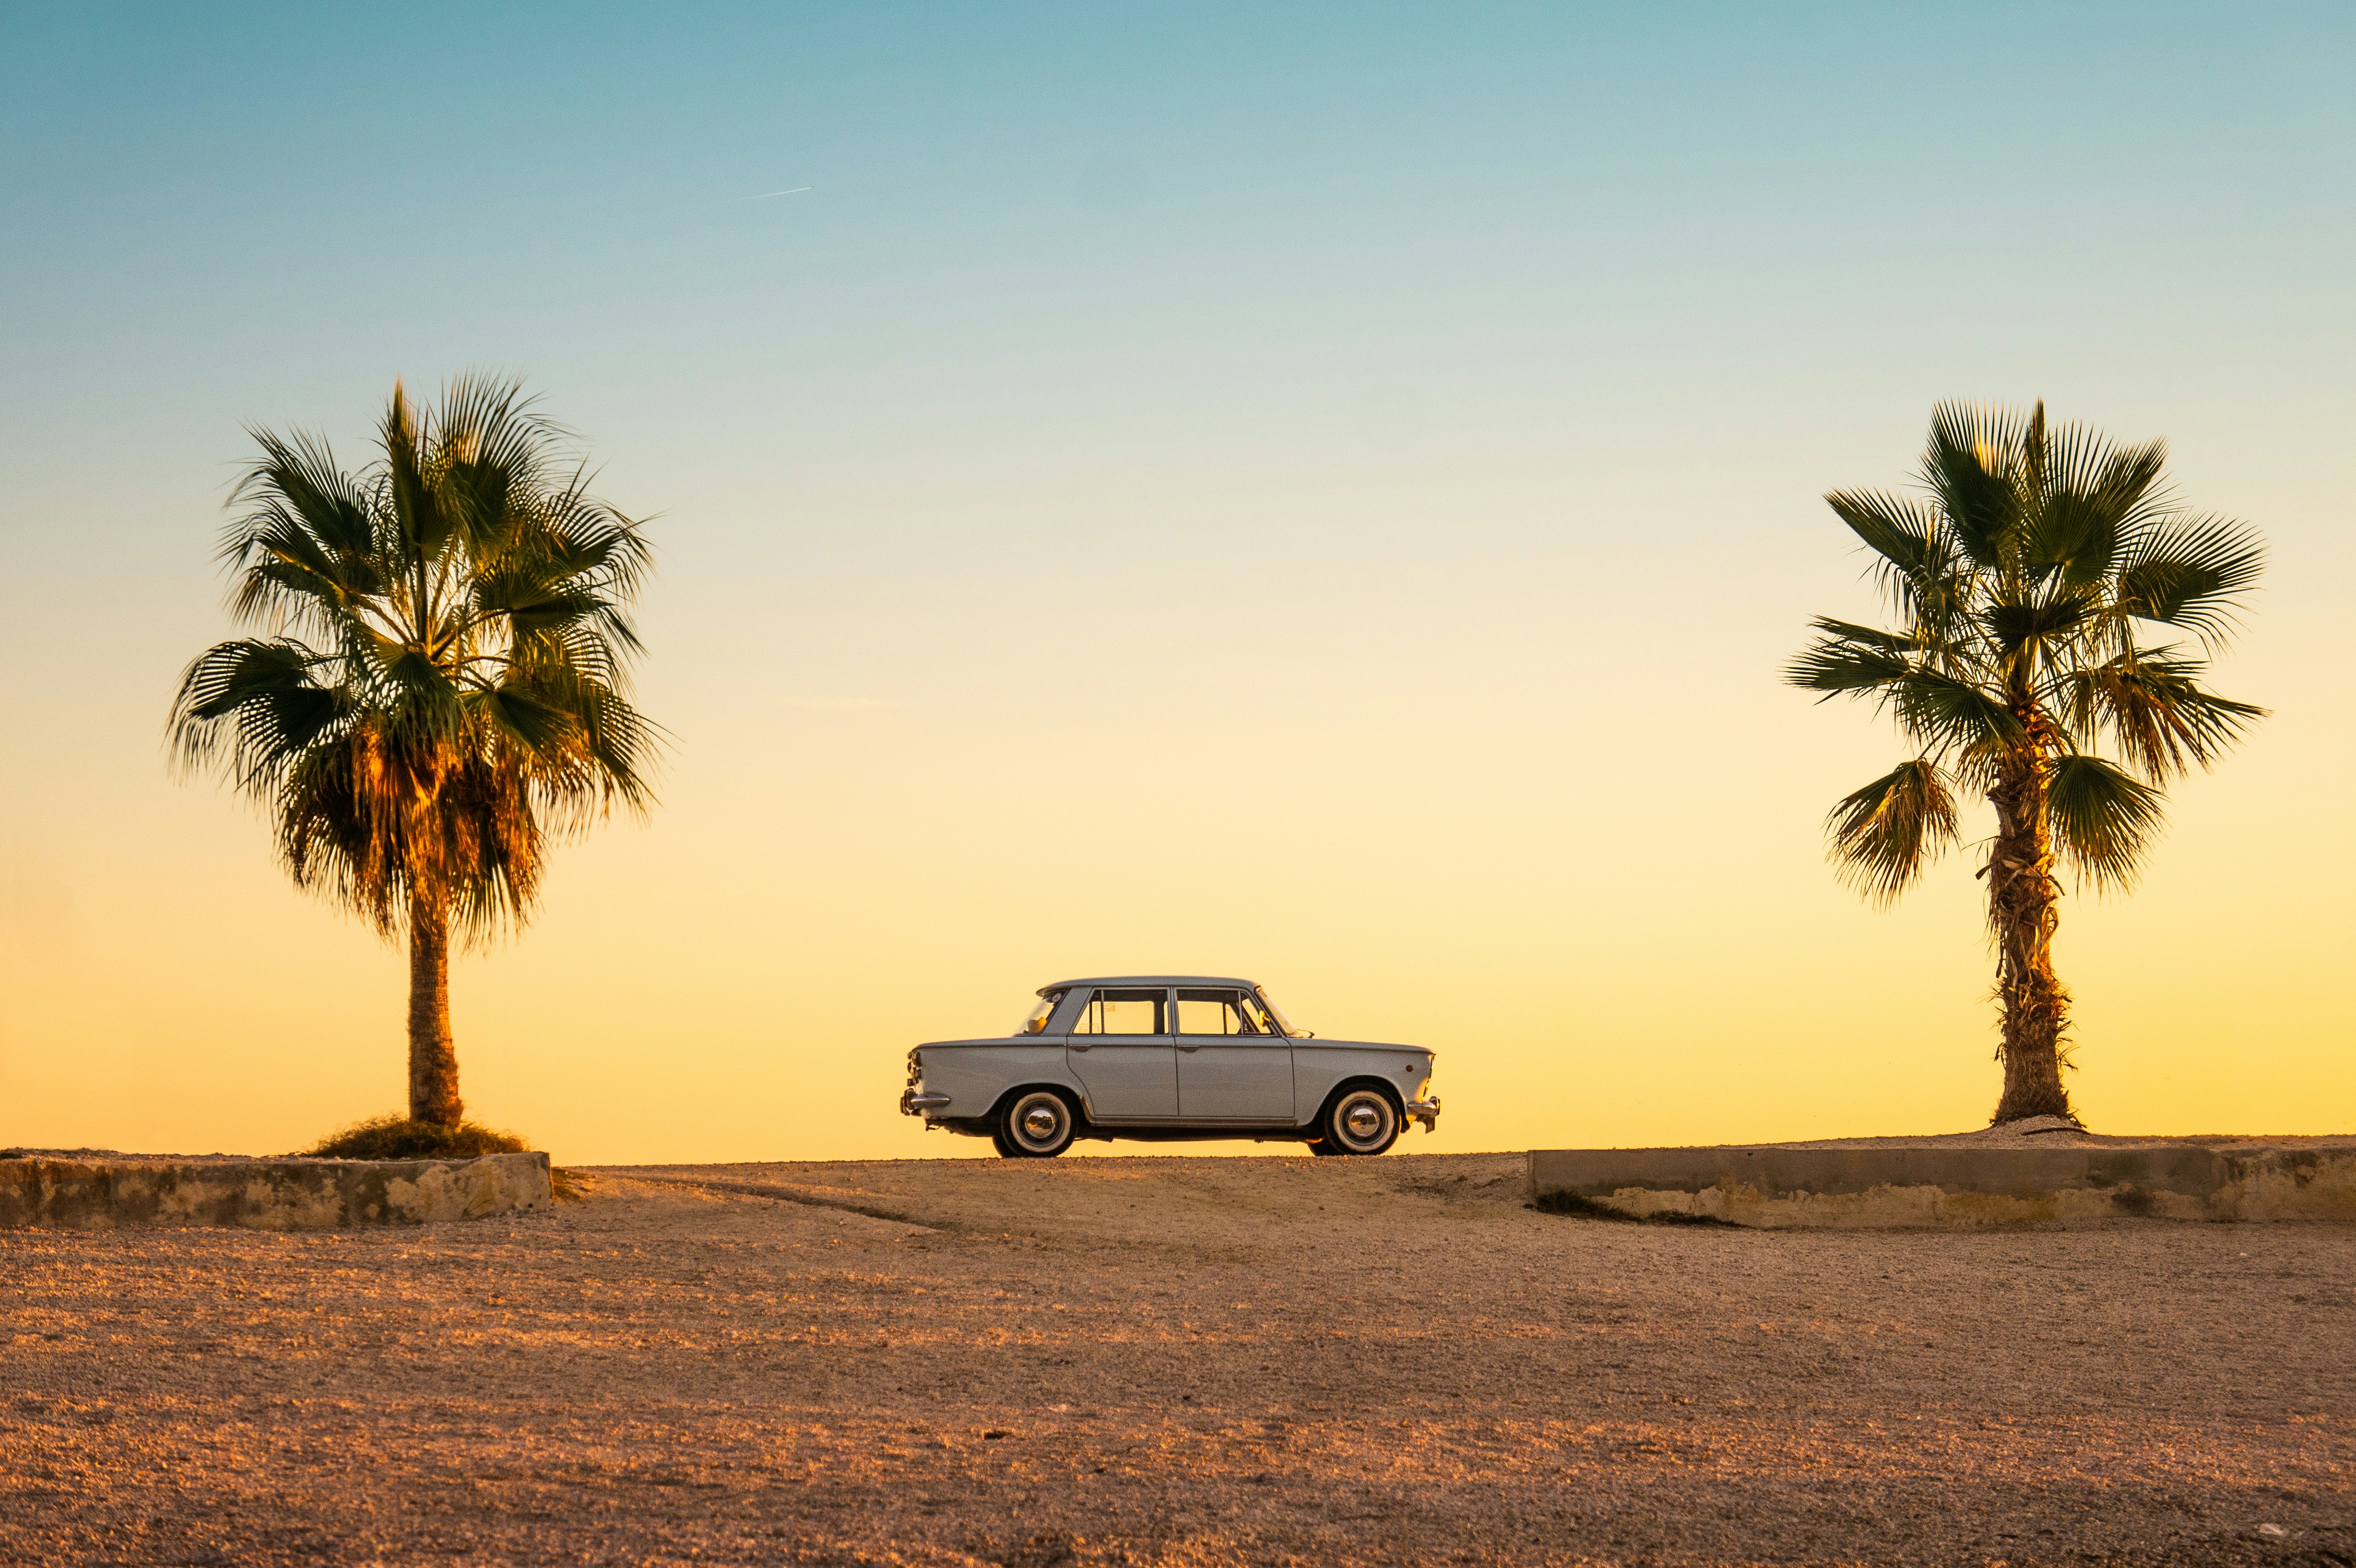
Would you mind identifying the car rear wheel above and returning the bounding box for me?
[1319,1086,1400,1156]
[999,1089,1078,1158]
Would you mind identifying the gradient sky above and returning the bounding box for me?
[3,3,2351,1162]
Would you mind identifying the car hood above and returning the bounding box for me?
[1288,1037,1430,1055]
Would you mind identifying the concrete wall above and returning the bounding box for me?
[0,1152,552,1231]
[1528,1145,2356,1228]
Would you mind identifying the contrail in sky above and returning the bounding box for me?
[739,186,813,200]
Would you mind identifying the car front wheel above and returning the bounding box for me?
[1319,1087,1400,1156]
[999,1089,1078,1158]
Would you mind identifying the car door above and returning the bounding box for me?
[1173,988,1295,1122]
[1064,987,1178,1120]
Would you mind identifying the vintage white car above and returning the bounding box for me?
[898,976,1440,1157]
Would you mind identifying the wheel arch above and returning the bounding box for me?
[990,1081,1092,1126]
[1316,1074,1406,1122]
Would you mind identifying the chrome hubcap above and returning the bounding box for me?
[1011,1092,1069,1151]
[1335,1092,1394,1150]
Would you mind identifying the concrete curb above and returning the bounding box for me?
[0,1151,553,1231]
[1528,1144,2356,1228]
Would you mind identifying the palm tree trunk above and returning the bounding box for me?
[1986,747,2074,1124]
[407,895,464,1126]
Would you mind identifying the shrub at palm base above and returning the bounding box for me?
[295,1115,586,1198]
[296,1115,527,1160]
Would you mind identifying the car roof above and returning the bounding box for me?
[1041,975,1261,994]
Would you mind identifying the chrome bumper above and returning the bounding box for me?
[900,1089,952,1116]
[1406,1096,1441,1132]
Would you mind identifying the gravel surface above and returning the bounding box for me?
[5,1151,2352,1565]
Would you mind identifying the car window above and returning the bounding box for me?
[1175,989,1265,1036]
[1069,988,1168,1035]
[1233,991,1285,1036]
[1014,989,1066,1036]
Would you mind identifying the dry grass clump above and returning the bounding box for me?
[294,1115,530,1161]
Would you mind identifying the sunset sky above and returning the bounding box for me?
[3,3,2351,1163]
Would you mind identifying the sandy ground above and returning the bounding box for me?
[4,1151,2352,1566]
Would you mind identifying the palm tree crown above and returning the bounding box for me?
[1788,402,2263,1122]
[170,378,658,1124]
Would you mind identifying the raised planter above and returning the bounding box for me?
[1528,1141,2356,1228]
[0,1151,552,1231]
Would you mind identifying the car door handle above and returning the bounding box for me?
[1177,1044,1201,1052]
[1070,1043,1092,1052]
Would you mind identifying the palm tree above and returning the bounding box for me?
[1788,402,2263,1124]
[170,378,658,1126]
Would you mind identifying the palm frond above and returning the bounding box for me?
[1826,759,1959,904]
[225,427,375,566]
[2019,422,2172,592]
[541,492,654,598]
[1888,671,2025,775]
[2018,418,2124,587]
[1785,635,1916,696]
[2021,488,2121,590]
[1983,597,2090,657]
[169,637,348,789]
[432,375,551,558]
[220,431,386,634]
[1922,402,2026,566]
[2088,435,2172,532]
[2044,752,2165,890]
[1822,489,1967,631]
[2058,652,2266,781]
[2115,513,2265,648]
[470,686,579,755]
[382,382,453,563]
[1809,612,1922,650]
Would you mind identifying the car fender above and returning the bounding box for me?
[1290,1041,1426,1128]
[1314,1073,1406,1121]
[913,1040,1089,1121]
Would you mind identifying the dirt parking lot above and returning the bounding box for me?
[4,1151,2352,1566]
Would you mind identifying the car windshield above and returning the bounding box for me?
[1014,990,1065,1036]
[1252,988,1299,1037]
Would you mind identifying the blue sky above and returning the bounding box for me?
[10,4,2349,467]
[11,3,2350,682]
